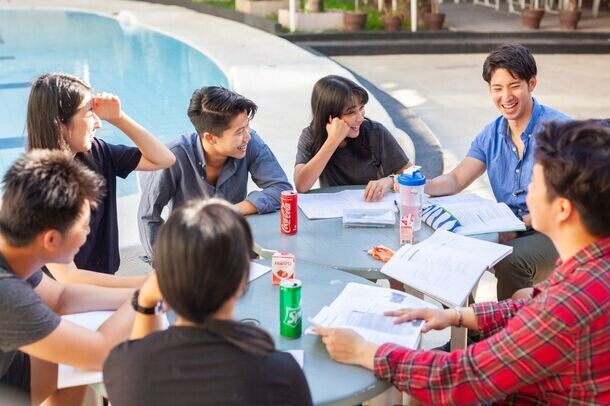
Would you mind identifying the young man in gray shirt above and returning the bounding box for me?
[0,150,139,404]
[138,87,291,258]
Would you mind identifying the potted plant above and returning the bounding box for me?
[343,0,368,32]
[521,0,545,30]
[558,0,581,30]
[424,0,445,31]
[382,0,402,31]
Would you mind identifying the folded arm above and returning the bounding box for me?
[245,138,292,214]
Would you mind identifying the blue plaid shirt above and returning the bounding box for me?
[467,98,569,219]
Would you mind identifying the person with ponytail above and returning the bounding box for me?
[26,73,175,286]
[103,199,312,405]
[294,75,411,201]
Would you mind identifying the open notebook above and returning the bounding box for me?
[308,282,436,349]
[381,229,512,307]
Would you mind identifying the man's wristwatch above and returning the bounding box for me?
[131,289,163,315]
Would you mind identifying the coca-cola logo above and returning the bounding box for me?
[281,201,291,231]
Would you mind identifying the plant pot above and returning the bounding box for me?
[382,15,402,31]
[343,12,367,32]
[558,9,581,30]
[424,12,445,30]
[521,8,544,30]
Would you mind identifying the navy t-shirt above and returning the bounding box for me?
[74,138,141,274]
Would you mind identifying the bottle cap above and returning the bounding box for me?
[398,165,426,186]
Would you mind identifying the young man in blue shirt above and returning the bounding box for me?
[425,43,569,300]
[138,87,291,258]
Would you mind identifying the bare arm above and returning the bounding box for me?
[94,94,175,171]
[363,162,411,201]
[424,157,486,197]
[129,273,164,340]
[46,262,147,288]
[294,119,349,193]
[35,272,132,315]
[21,301,134,371]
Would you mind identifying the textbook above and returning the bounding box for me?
[424,194,526,235]
[308,282,435,349]
[381,229,512,307]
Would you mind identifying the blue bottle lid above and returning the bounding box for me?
[398,166,426,186]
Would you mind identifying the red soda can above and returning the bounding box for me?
[280,190,298,235]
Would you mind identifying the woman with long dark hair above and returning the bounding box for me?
[103,199,312,405]
[26,73,175,285]
[294,75,411,201]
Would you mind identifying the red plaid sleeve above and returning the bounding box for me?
[373,298,573,405]
[472,299,526,338]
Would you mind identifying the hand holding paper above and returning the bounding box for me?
[315,326,378,370]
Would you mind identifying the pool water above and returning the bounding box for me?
[0,9,229,196]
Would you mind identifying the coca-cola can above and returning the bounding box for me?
[280,190,298,235]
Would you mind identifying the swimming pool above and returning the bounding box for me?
[0,9,229,196]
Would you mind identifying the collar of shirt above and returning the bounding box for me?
[498,97,542,144]
[535,236,610,293]
[189,132,239,187]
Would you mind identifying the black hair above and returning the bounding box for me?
[534,120,610,237]
[27,73,92,151]
[187,86,257,137]
[482,43,537,83]
[0,149,104,247]
[309,75,371,159]
[153,199,274,357]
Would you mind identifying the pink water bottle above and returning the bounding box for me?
[398,166,426,244]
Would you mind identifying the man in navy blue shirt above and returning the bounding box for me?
[426,43,569,300]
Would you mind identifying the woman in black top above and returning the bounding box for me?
[294,75,411,201]
[103,199,313,406]
[26,73,175,284]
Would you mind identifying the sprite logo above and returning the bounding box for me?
[283,306,301,327]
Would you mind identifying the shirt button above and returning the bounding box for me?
[516,169,520,173]
[512,147,516,152]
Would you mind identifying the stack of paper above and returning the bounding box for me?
[298,190,397,219]
[424,194,525,235]
[309,283,435,349]
[381,229,512,307]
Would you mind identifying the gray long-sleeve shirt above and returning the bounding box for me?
[138,131,291,257]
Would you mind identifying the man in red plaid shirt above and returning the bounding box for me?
[316,120,610,405]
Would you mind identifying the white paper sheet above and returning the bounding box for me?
[298,190,397,219]
[308,283,435,349]
[58,311,169,389]
[425,194,526,235]
[381,229,512,307]
[284,350,304,368]
[249,262,271,282]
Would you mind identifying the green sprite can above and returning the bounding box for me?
[280,279,302,338]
